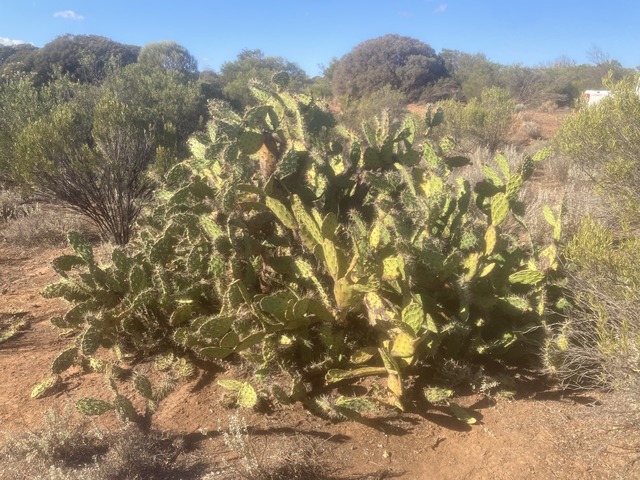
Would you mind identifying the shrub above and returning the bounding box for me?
[0,407,205,479]
[547,75,640,406]
[338,85,409,131]
[437,87,517,151]
[554,75,640,229]
[35,75,559,426]
[545,217,640,392]
[0,186,32,222]
[14,93,156,245]
[520,121,542,140]
[1,204,95,247]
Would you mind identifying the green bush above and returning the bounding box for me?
[545,217,640,390]
[437,87,516,151]
[554,75,640,229]
[546,77,640,430]
[36,75,559,424]
[338,85,409,131]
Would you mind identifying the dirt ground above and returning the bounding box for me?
[1,242,639,479]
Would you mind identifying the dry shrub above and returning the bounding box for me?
[0,407,207,480]
[210,415,338,480]
[520,121,542,140]
[0,407,106,479]
[208,415,391,480]
[1,204,96,247]
[0,186,34,222]
[540,99,559,113]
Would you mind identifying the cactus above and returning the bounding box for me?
[76,398,114,416]
[31,375,62,399]
[218,380,259,409]
[40,76,561,423]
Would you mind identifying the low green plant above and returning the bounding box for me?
[544,216,640,389]
[36,74,560,423]
[437,87,517,151]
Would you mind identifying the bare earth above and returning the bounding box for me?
[1,241,639,479]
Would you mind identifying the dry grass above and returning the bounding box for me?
[0,409,393,480]
[1,184,98,247]
[0,407,208,480]
[1,204,97,247]
[0,187,33,222]
[207,415,393,480]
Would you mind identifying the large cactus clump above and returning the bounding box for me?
[36,74,562,421]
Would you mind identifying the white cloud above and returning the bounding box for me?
[0,37,26,46]
[433,4,448,13]
[53,10,85,21]
[398,10,413,17]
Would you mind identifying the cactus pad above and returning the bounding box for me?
[51,347,78,374]
[76,398,114,416]
[490,193,510,226]
[31,375,62,399]
[237,131,263,154]
[326,367,387,383]
[508,269,545,285]
[266,197,297,230]
[402,302,424,335]
[237,382,258,408]
[391,331,416,358]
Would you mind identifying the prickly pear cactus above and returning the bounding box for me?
[38,75,562,421]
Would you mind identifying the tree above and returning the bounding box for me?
[138,41,198,77]
[440,49,503,101]
[331,34,447,102]
[9,34,139,84]
[218,49,309,110]
[199,69,224,100]
[0,44,37,72]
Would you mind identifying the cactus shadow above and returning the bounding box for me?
[334,409,419,436]
[527,389,602,406]
[416,410,475,432]
[407,397,482,432]
[246,426,351,444]
[189,367,224,394]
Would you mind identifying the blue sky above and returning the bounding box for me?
[1,1,639,76]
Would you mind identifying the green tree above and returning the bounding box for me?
[0,72,84,180]
[15,34,139,84]
[199,69,224,100]
[218,49,309,110]
[0,44,37,73]
[137,41,198,77]
[440,49,503,101]
[332,35,447,102]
